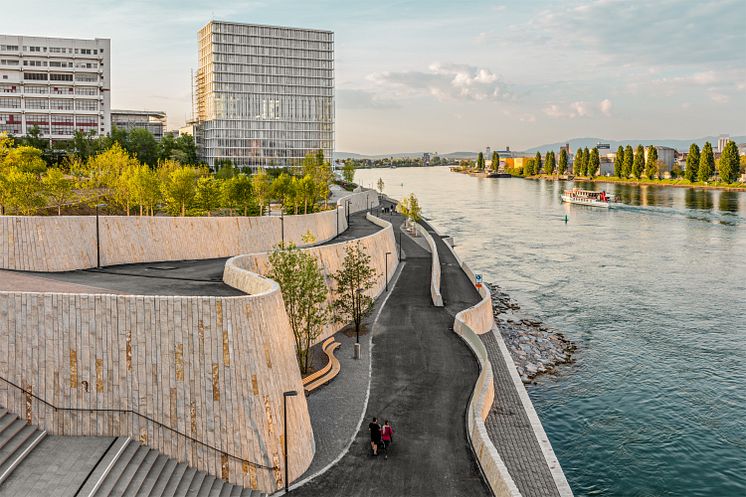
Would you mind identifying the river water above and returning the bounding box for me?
[356,166,746,497]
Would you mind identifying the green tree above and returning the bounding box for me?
[547,151,556,175]
[718,140,740,184]
[130,164,161,216]
[588,148,600,177]
[476,152,485,171]
[698,141,715,182]
[331,241,378,342]
[533,151,542,176]
[41,169,74,215]
[299,175,316,214]
[684,143,700,182]
[614,146,624,177]
[268,243,329,374]
[3,168,45,215]
[71,130,99,161]
[214,159,237,179]
[376,177,385,194]
[342,161,355,183]
[222,174,254,215]
[491,151,500,172]
[622,145,634,178]
[252,168,272,215]
[21,125,49,152]
[573,149,583,176]
[195,176,222,216]
[558,148,568,175]
[645,146,658,179]
[632,145,645,179]
[161,166,197,216]
[582,147,590,176]
[173,135,199,165]
[127,128,159,167]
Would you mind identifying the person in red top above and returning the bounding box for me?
[380,420,394,459]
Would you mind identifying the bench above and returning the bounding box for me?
[302,337,342,394]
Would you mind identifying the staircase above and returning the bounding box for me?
[0,407,47,486]
[79,438,264,497]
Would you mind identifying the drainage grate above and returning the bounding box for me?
[146,265,179,270]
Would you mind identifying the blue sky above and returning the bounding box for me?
[4,0,745,153]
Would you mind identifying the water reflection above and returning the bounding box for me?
[684,188,714,211]
[718,191,740,213]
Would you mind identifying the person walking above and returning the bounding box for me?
[369,417,381,456]
[380,420,394,459]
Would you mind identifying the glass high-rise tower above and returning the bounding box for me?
[195,21,334,168]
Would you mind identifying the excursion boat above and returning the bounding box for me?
[561,188,614,208]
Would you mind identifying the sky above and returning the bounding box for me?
[3,0,745,154]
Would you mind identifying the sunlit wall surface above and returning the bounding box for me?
[195,21,334,168]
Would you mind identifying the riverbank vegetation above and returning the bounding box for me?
[0,129,337,216]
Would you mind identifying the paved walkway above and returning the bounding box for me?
[419,218,565,497]
[292,202,489,497]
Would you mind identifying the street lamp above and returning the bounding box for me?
[95,203,107,269]
[283,390,298,494]
[336,204,340,237]
[398,230,402,261]
[346,200,351,225]
[385,252,391,292]
[281,209,285,246]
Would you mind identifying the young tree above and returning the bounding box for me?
[645,146,659,179]
[476,152,485,171]
[161,166,197,216]
[127,128,159,167]
[195,176,222,216]
[491,151,500,172]
[558,148,568,175]
[582,147,590,176]
[376,177,385,195]
[684,143,700,182]
[222,174,254,215]
[42,169,74,215]
[3,146,47,175]
[698,141,715,182]
[251,168,272,215]
[573,148,583,176]
[131,164,161,216]
[3,168,46,215]
[21,125,49,152]
[534,151,542,176]
[632,145,645,179]
[614,146,624,177]
[588,148,600,177]
[331,241,378,342]
[173,135,199,165]
[622,145,634,178]
[717,140,740,184]
[342,161,355,183]
[268,243,329,374]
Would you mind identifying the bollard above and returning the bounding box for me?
[354,343,361,359]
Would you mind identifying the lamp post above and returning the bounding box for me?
[346,200,351,225]
[398,230,402,261]
[95,203,107,269]
[336,204,339,237]
[385,252,391,292]
[283,390,298,494]
[281,209,285,246]
[354,288,363,359]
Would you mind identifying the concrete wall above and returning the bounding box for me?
[443,240,494,334]
[414,223,444,307]
[0,189,379,273]
[0,269,314,492]
[232,212,398,345]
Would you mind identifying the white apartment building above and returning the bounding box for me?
[0,34,110,141]
[195,21,334,168]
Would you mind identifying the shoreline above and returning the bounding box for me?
[487,282,576,384]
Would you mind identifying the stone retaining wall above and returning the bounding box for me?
[231,212,398,345]
[414,222,444,307]
[0,269,314,492]
[0,190,378,273]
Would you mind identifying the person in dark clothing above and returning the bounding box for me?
[369,417,381,456]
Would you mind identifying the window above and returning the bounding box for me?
[24,73,48,81]
[0,59,19,66]
[75,115,97,130]
[24,86,48,94]
[74,99,97,111]
[0,45,19,51]
[50,73,73,82]
[51,114,74,135]
[0,113,22,133]
[74,87,97,96]
[0,85,18,93]
[75,73,98,82]
[50,99,73,110]
[24,99,48,110]
[0,98,21,108]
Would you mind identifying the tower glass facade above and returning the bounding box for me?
[195,21,334,168]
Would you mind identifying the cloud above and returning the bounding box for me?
[709,92,729,104]
[370,63,514,102]
[599,99,612,116]
[336,89,399,109]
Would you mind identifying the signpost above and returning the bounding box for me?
[475,273,483,289]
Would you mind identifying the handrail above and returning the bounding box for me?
[0,374,276,471]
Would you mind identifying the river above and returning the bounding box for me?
[356,166,746,497]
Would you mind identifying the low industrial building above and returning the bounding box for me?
[110,109,167,140]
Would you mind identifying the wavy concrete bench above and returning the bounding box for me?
[302,337,342,394]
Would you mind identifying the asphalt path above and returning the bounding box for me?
[292,202,489,497]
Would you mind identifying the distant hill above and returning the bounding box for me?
[334,151,477,160]
[523,136,746,154]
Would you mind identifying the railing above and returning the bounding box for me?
[0,374,276,471]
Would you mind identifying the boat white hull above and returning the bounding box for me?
[561,195,611,208]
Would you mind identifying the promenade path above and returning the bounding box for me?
[292,202,490,497]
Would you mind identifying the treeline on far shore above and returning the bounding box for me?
[454,140,745,187]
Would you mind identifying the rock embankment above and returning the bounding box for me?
[487,282,576,384]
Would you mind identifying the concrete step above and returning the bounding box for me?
[0,422,37,468]
[185,468,206,495]
[0,416,25,449]
[158,461,189,497]
[117,447,159,496]
[133,452,169,496]
[170,465,197,496]
[0,423,46,486]
[75,436,131,497]
[92,439,141,496]
[196,473,216,496]
[147,457,179,497]
[108,444,150,495]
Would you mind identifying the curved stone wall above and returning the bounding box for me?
[414,222,444,307]
[0,271,314,492]
[0,189,378,273]
[231,212,398,345]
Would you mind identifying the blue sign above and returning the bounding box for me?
[475,274,483,285]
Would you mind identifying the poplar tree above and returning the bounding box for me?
[645,146,658,179]
[698,141,715,182]
[614,146,624,177]
[717,140,739,184]
[545,151,556,175]
[558,148,568,175]
[582,147,590,176]
[588,148,600,177]
[476,152,485,171]
[685,143,700,182]
[573,148,583,176]
[632,145,645,179]
[491,151,500,172]
[534,151,542,176]
[622,145,634,178]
